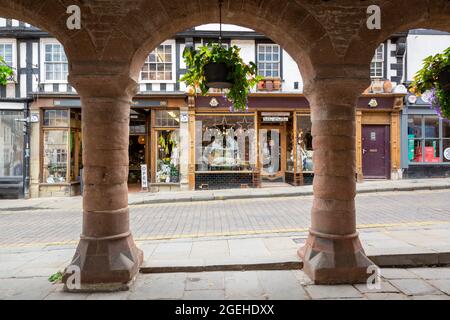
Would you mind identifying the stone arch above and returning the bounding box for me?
[344,0,450,75]
[121,0,333,87]
[0,0,98,70]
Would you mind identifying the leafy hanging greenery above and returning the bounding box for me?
[180,43,262,111]
[410,47,450,119]
[0,56,13,85]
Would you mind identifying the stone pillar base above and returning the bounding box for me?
[63,234,143,291]
[298,230,374,284]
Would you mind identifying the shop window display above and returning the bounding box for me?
[0,111,24,177]
[42,109,82,184]
[408,115,448,163]
[443,120,450,163]
[43,130,68,183]
[195,115,255,171]
[156,130,180,183]
[296,115,313,172]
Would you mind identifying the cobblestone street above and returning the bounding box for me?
[0,189,449,247]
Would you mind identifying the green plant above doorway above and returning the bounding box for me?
[410,47,450,119]
[180,43,262,112]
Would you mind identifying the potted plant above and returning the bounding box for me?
[180,43,262,111]
[410,47,450,119]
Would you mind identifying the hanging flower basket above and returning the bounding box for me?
[180,43,262,111]
[204,62,233,88]
[438,66,450,91]
[410,47,450,119]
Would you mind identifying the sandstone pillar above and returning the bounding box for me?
[63,74,143,291]
[299,78,374,284]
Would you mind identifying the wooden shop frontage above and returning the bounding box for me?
[188,92,405,190]
[28,91,405,197]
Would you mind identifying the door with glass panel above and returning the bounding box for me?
[259,126,285,180]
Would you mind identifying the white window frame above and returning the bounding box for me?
[140,39,176,84]
[370,44,384,79]
[257,43,281,78]
[40,38,68,84]
[0,39,17,82]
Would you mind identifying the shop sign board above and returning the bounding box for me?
[263,117,289,122]
[141,164,148,189]
[180,111,189,123]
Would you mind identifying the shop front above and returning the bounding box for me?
[401,95,450,178]
[191,92,404,190]
[191,94,311,189]
[0,101,26,199]
[29,94,189,197]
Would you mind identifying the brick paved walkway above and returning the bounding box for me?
[0,190,449,247]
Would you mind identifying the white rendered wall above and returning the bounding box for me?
[406,33,450,81]
[282,50,303,92]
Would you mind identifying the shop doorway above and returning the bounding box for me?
[259,125,286,182]
[362,125,390,179]
[129,110,149,192]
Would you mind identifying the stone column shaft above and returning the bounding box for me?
[63,74,143,290]
[299,78,374,284]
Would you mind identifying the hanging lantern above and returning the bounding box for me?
[138,136,146,145]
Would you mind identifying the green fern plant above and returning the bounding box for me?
[180,43,262,111]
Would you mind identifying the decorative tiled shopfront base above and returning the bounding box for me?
[285,172,295,185]
[38,184,81,197]
[303,174,314,186]
[195,173,254,190]
[403,165,450,179]
[0,178,23,199]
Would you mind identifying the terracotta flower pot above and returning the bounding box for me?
[371,78,383,94]
[383,80,393,93]
[265,79,273,92]
[273,78,281,90]
[257,80,265,91]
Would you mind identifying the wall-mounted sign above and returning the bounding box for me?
[444,148,450,161]
[368,98,378,108]
[261,112,290,117]
[141,164,148,190]
[209,97,219,108]
[180,111,189,123]
[370,131,376,141]
[263,117,289,122]
[30,114,40,123]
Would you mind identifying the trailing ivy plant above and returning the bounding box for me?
[410,47,450,119]
[180,43,262,111]
[0,56,13,85]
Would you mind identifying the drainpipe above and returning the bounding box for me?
[23,100,31,199]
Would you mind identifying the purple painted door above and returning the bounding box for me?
[362,125,390,178]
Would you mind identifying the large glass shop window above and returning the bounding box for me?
[154,110,180,183]
[297,115,313,173]
[43,130,68,183]
[408,115,448,163]
[443,120,450,163]
[0,111,24,177]
[42,109,82,183]
[156,130,180,183]
[195,115,256,171]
